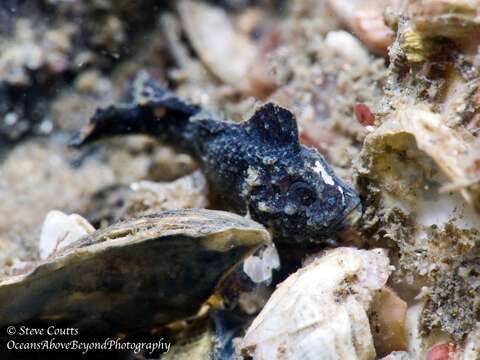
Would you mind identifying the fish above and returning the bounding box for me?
[71,73,362,244]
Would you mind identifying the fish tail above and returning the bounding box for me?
[69,73,201,151]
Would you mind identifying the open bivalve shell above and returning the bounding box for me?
[0,209,270,336]
[240,247,392,360]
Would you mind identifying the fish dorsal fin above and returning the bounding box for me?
[245,103,300,147]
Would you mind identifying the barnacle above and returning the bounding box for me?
[400,28,431,63]
[240,248,392,360]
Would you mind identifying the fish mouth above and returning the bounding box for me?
[342,203,363,228]
[306,201,363,240]
[302,197,363,241]
[329,200,363,232]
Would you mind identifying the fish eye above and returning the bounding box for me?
[289,182,317,206]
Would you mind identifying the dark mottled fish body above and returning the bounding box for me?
[72,76,362,244]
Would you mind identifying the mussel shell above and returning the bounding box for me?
[0,209,270,337]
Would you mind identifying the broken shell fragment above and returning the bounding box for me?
[361,103,480,210]
[0,209,270,336]
[410,0,480,39]
[39,210,95,260]
[177,0,257,92]
[243,243,280,284]
[240,247,392,360]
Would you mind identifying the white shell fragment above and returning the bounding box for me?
[39,210,95,260]
[243,244,280,284]
[241,247,392,360]
[177,0,257,91]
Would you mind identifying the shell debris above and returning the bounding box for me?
[39,210,95,260]
[240,247,393,360]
